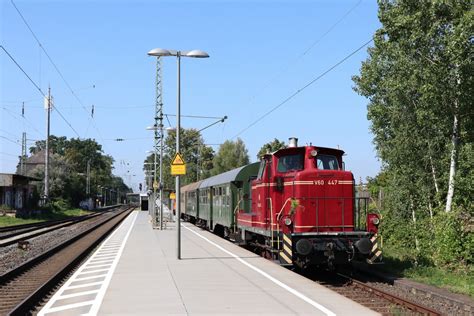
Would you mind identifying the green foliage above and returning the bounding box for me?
[0,204,12,211]
[353,0,473,271]
[0,217,43,227]
[432,208,474,267]
[381,246,474,297]
[144,128,215,190]
[22,135,130,207]
[0,198,92,227]
[212,138,250,175]
[257,138,286,159]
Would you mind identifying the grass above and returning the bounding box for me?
[0,208,93,227]
[378,246,474,298]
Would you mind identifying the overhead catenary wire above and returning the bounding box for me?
[10,0,107,145]
[1,45,45,96]
[2,106,44,137]
[245,0,362,106]
[0,128,21,139]
[232,38,374,139]
[1,45,81,137]
[0,136,21,146]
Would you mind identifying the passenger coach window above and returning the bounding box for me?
[316,154,339,170]
[277,154,304,172]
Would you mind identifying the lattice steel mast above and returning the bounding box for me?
[153,57,165,229]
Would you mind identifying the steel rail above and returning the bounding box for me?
[0,205,122,234]
[0,206,133,315]
[0,213,102,245]
[337,273,441,316]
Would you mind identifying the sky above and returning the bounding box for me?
[1,0,382,192]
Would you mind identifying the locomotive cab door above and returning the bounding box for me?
[251,156,271,229]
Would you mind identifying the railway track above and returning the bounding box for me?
[314,272,440,316]
[0,213,103,247]
[0,206,133,315]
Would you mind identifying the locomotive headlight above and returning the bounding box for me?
[310,150,318,157]
[284,217,292,226]
[371,217,380,226]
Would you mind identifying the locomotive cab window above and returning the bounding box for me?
[277,153,304,172]
[315,154,339,170]
[257,160,266,180]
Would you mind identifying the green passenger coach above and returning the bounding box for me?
[181,180,203,223]
[182,162,259,236]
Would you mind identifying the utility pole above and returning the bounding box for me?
[20,132,26,175]
[44,87,51,202]
[86,159,91,196]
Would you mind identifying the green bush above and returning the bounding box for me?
[0,204,12,211]
[432,208,473,268]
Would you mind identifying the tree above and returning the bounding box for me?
[352,0,473,266]
[212,138,250,175]
[22,135,129,207]
[29,136,68,155]
[143,128,214,190]
[353,0,472,210]
[257,138,286,159]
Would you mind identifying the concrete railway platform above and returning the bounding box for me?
[38,210,378,316]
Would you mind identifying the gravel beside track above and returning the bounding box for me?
[350,263,474,316]
[0,207,133,315]
[0,209,119,274]
[305,271,432,315]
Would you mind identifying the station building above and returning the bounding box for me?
[0,173,39,212]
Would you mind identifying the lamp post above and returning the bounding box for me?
[148,48,209,259]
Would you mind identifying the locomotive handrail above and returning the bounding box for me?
[276,197,294,222]
[267,197,274,250]
[233,197,244,232]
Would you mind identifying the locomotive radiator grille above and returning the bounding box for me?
[279,234,293,264]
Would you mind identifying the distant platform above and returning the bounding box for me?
[38,211,378,315]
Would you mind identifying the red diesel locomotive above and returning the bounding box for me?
[181,137,381,269]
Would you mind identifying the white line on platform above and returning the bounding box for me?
[38,211,138,316]
[183,225,337,316]
[87,211,138,315]
[65,281,103,290]
[42,300,95,314]
[55,289,100,300]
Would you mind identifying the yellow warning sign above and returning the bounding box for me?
[170,192,176,199]
[171,152,186,175]
[172,153,185,165]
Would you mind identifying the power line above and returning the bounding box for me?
[1,45,80,137]
[2,106,44,137]
[245,0,362,106]
[0,136,21,146]
[232,38,374,139]
[0,128,21,139]
[10,0,105,144]
[1,45,45,96]
[164,113,226,120]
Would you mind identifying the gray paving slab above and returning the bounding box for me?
[98,211,379,316]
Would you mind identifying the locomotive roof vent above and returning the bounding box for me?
[288,137,298,148]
